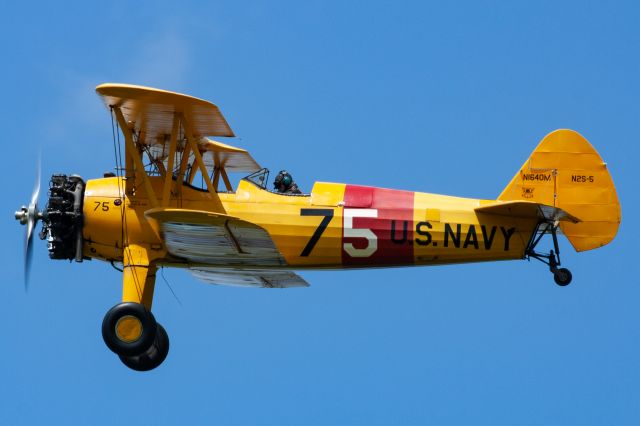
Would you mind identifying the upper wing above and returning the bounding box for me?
[145,208,286,266]
[475,201,580,223]
[198,138,260,173]
[96,83,252,205]
[95,83,234,140]
[146,137,261,175]
[190,268,309,288]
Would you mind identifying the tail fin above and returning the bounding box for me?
[499,129,621,252]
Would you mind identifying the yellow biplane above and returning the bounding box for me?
[15,84,621,371]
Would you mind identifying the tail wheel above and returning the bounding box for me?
[119,323,170,371]
[553,268,572,286]
[102,302,157,357]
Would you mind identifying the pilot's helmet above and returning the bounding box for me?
[274,170,293,189]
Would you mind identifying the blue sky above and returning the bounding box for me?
[1,1,639,424]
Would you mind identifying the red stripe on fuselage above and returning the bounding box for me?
[342,185,414,266]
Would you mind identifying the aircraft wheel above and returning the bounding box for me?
[553,268,572,286]
[102,302,157,357]
[119,323,170,372]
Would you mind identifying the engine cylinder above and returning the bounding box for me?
[41,174,85,261]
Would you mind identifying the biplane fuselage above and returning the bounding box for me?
[82,176,536,269]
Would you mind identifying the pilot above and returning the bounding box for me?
[273,170,302,194]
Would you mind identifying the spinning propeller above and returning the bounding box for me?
[15,161,43,290]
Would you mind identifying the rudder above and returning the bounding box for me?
[498,129,621,252]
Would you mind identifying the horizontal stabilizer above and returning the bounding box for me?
[190,268,309,288]
[476,201,580,223]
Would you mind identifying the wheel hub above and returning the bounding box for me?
[115,315,143,343]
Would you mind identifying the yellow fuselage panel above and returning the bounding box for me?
[82,177,537,268]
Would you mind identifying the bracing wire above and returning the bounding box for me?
[109,108,122,194]
[110,260,124,272]
[110,108,142,303]
[161,267,182,307]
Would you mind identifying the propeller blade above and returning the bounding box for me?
[23,158,42,290]
[25,218,34,291]
[30,159,41,208]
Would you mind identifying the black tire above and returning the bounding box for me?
[102,302,157,357]
[554,268,572,286]
[119,323,170,372]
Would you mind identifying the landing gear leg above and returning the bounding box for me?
[102,244,170,371]
[526,222,573,286]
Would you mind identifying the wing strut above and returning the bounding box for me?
[97,84,245,212]
[181,114,225,211]
[113,107,159,207]
[161,115,180,207]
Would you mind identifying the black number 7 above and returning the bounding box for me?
[300,209,334,257]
